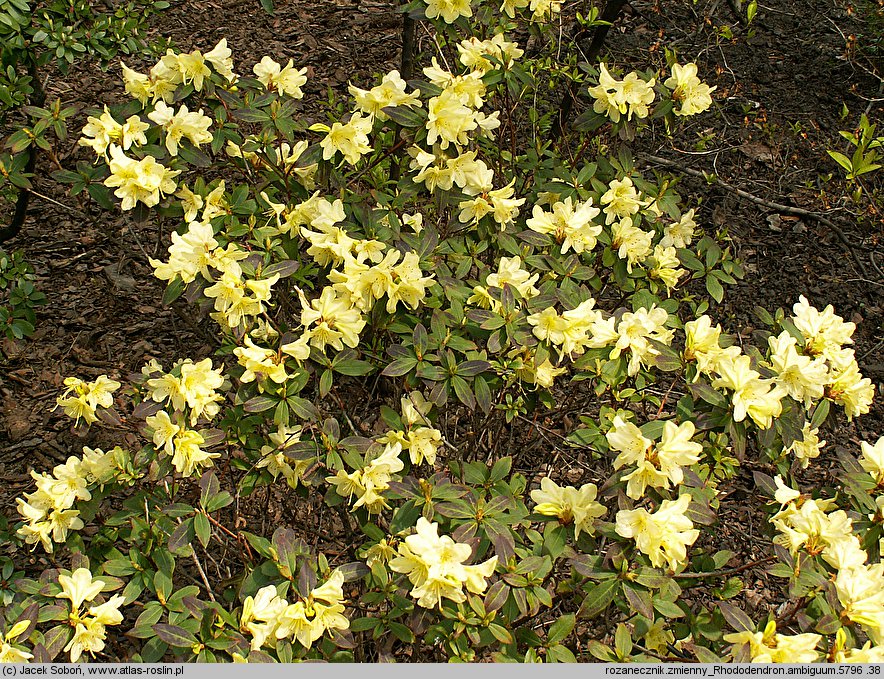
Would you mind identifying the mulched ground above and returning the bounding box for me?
[0,0,882,660]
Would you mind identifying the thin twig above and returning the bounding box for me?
[190,548,217,603]
[640,153,869,278]
[673,555,776,580]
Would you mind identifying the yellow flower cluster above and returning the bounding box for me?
[771,480,858,565]
[0,621,32,663]
[149,219,278,332]
[79,105,148,157]
[468,255,539,313]
[773,472,884,645]
[389,517,498,608]
[317,112,373,165]
[422,59,499,150]
[56,568,127,662]
[146,101,213,157]
[17,447,127,552]
[665,63,716,117]
[790,296,873,419]
[378,392,444,466]
[144,357,226,424]
[239,570,349,651]
[457,33,523,73]
[607,417,703,500]
[685,296,873,429]
[55,374,120,425]
[253,56,307,98]
[860,436,884,485]
[724,620,821,663]
[424,0,473,24]
[588,64,656,123]
[615,494,699,571]
[104,145,180,211]
[349,70,421,121]
[530,477,606,539]
[256,424,314,490]
[146,411,219,477]
[122,40,235,106]
[327,442,405,514]
[526,196,602,255]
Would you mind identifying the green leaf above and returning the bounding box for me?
[719,602,755,633]
[194,512,211,548]
[334,359,374,376]
[614,623,633,659]
[87,183,115,210]
[705,274,724,304]
[578,578,619,619]
[162,278,186,305]
[244,396,277,413]
[546,644,577,663]
[389,621,414,643]
[827,150,853,173]
[152,623,197,648]
[382,357,418,377]
[546,614,575,644]
[652,598,685,618]
[382,105,427,128]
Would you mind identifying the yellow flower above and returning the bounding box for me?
[170,428,219,477]
[204,38,236,82]
[611,221,654,272]
[860,436,884,485]
[319,112,373,165]
[241,585,287,651]
[79,106,148,157]
[600,176,644,225]
[664,63,716,116]
[767,331,828,407]
[55,375,120,425]
[457,34,523,73]
[615,494,699,571]
[298,286,365,353]
[835,563,884,644]
[405,427,442,466]
[424,0,472,23]
[832,628,884,663]
[529,0,561,22]
[660,209,697,248]
[389,517,497,609]
[103,145,179,211]
[771,497,854,557]
[791,295,856,360]
[349,70,421,121]
[234,336,289,384]
[149,221,218,284]
[57,568,105,611]
[530,477,606,539]
[588,64,655,122]
[253,56,307,98]
[785,423,825,469]
[147,101,213,157]
[426,88,477,150]
[712,354,785,429]
[65,618,108,662]
[724,620,820,663]
[526,196,602,255]
[648,244,685,292]
[608,417,702,499]
[500,0,529,17]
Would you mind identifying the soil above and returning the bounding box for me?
[0,0,882,662]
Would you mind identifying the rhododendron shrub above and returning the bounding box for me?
[1,0,879,664]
